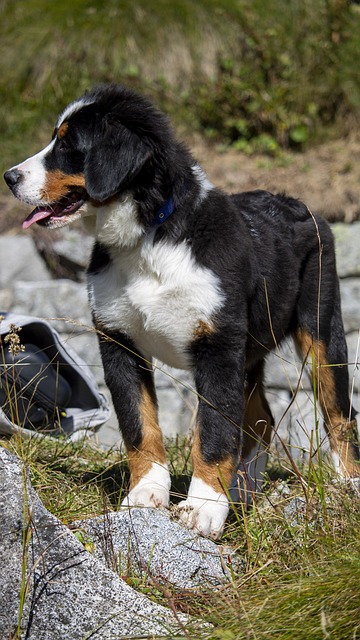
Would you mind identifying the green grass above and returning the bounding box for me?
[209,555,360,640]
[1,2,360,635]
[0,0,239,168]
[1,0,360,176]
[1,432,360,639]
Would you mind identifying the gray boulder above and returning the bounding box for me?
[74,508,238,590]
[0,447,189,639]
[155,365,197,436]
[332,222,360,278]
[52,228,94,278]
[8,279,91,334]
[339,278,360,333]
[0,236,50,287]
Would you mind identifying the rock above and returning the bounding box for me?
[283,496,308,527]
[339,278,360,333]
[265,338,312,391]
[63,329,104,385]
[0,235,50,287]
[155,365,197,436]
[52,228,94,279]
[266,387,330,462]
[0,287,12,312]
[332,222,360,278]
[8,279,92,333]
[346,331,360,400]
[282,496,323,530]
[0,447,189,639]
[74,508,238,590]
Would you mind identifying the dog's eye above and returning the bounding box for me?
[57,136,72,151]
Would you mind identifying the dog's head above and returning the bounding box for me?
[4,84,173,229]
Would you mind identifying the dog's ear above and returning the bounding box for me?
[84,121,151,202]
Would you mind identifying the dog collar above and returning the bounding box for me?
[152,196,175,226]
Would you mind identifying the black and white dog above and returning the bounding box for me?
[4,84,359,538]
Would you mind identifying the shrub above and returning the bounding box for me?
[0,0,360,168]
[185,0,360,151]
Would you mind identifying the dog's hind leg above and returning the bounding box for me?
[98,329,170,508]
[293,217,359,478]
[294,327,359,477]
[229,362,273,505]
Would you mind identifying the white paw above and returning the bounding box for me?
[122,462,171,509]
[177,476,229,539]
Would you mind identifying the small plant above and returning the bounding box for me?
[2,322,26,357]
[184,1,360,152]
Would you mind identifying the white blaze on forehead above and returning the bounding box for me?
[56,96,94,128]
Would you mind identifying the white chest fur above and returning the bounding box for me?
[88,234,224,369]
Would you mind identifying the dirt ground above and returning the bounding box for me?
[195,135,360,224]
[1,135,359,235]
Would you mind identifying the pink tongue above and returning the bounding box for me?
[22,207,54,230]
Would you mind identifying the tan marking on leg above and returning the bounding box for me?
[41,170,86,201]
[294,329,359,476]
[193,320,216,340]
[191,427,235,493]
[242,384,272,458]
[127,386,166,489]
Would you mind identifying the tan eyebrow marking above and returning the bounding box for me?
[57,122,69,139]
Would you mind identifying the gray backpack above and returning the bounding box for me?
[0,313,110,440]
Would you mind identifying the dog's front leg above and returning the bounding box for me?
[178,334,245,539]
[98,330,170,509]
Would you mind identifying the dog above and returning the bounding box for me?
[4,83,359,538]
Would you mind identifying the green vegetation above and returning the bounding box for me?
[1,327,360,638]
[2,433,360,639]
[1,3,360,636]
[188,0,360,152]
[1,0,360,174]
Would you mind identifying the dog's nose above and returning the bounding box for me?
[4,169,22,190]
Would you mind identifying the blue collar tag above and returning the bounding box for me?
[152,196,175,226]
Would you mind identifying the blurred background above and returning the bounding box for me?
[1,0,360,196]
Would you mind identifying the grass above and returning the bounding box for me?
[1,3,360,633]
[1,320,360,638]
[0,0,240,171]
[1,0,360,178]
[1,429,360,639]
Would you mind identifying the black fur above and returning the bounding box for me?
[4,83,359,535]
[85,87,359,476]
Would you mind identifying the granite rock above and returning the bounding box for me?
[0,447,189,639]
[0,235,50,287]
[332,221,360,278]
[8,279,91,334]
[74,507,239,590]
